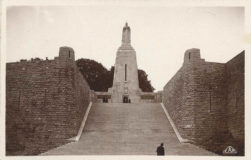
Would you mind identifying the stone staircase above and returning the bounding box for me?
[42,103,215,155]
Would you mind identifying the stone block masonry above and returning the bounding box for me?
[163,49,244,155]
[6,46,91,155]
[225,52,244,146]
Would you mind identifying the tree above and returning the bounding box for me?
[76,58,154,92]
[76,59,111,91]
[138,69,155,92]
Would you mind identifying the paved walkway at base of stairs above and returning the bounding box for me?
[42,103,216,155]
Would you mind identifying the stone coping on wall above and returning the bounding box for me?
[160,103,192,143]
[68,102,93,142]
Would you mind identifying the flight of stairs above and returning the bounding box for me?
[79,103,176,155]
[42,103,215,155]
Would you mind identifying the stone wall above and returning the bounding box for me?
[163,62,195,140]
[225,52,244,144]
[192,62,228,143]
[6,47,90,155]
[163,49,244,154]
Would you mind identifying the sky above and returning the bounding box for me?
[7,6,244,91]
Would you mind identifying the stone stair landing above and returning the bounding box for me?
[42,103,215,155]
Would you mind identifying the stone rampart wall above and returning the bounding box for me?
[225,52,244,143]
[192,61,228,142]
[163,49,244,154]
[6,47,90,155]
[163,66,195,139]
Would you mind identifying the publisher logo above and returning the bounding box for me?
[223,146,238,155]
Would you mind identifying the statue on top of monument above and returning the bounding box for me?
[122,22,131,44]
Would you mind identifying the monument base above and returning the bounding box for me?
[108,87,141,103]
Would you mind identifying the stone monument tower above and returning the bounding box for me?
[109,23,141,103]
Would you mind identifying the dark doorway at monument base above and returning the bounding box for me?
[102,97,108,103]
[123,96,129,103]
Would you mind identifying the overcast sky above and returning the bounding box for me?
[7,6,244,91]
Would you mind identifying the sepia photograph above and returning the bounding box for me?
[1,0,248,158]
